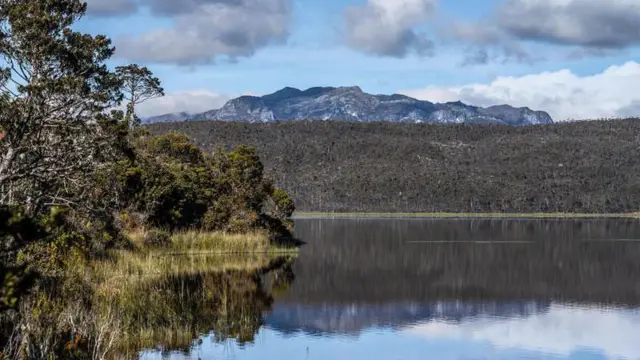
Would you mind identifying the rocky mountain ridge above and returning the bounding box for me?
[144,86,554,125]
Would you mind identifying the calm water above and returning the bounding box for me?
[141,218,640,360]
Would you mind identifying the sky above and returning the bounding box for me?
[79,0,640,121]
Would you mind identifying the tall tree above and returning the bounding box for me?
[0,0,124,213]
[116,64,164,128]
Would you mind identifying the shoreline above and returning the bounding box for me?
[293,212,640,219]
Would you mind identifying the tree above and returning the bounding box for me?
[0,0,124,214]
[115,64,164,128]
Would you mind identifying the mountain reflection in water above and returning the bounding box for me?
[142,218,640,360]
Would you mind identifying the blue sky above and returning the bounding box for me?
[80,0,640,120]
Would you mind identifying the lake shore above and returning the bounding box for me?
[24,230,300,359]
[293,212,640,219]
[127,229,299,254]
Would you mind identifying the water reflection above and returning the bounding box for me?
[124,256,296,356]
[0,254,296,359]
[142,219,640,360]
[405,304,640,360]
[265,301,549,336]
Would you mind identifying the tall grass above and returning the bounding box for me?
[91,252,282,294]
[127,229,298,254]
[171,230,270,253]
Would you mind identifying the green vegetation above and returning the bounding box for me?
[116,64,165,129]
[149,119,640,214]
[119,131,295,236]
[0,1,298,358]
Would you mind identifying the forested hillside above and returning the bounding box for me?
[148,119,640,213]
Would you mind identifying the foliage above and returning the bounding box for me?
[116,64,164,128]
[0,207,42,311]
[149,119,640,213]
[117,132,295,236]
[270,187,296,219]
[0,0,125,213]
[142,229,171,248]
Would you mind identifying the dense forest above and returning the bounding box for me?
[148,119,640,213]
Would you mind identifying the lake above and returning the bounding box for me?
[140,218,640,360]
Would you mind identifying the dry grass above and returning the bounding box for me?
[126,229,297,254]
[92,252,278,291]
[91,229,298,299]
[171,230,270,253]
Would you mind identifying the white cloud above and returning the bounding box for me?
[136,89,230,117]
[401,61,640,121]
[443,0,640,63]
[344,0,436,57]
[497,0,640,49]
[85,0,136,17]
[405,304,640,359]
[116,0,292,65]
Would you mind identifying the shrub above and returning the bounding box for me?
[226,211,260,234]
[115,133,295,238]
[143,229,171,248]
[270,188,296,220]
[201,206,231,232]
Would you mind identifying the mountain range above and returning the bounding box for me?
[144,86,554,125]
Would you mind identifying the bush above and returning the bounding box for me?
[226,211,260,234]
[201,206,231,232]
[270,188,296,220]
[143,229,171,248]
[115,133,295,237]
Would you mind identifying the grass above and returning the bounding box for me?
[128,228,299,254]
[11,228,299,359]
[85,229,299,357]
[92,252,281,287]
[93,229,299,294]
[294,212,640,219]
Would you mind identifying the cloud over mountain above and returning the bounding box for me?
[402,61,640,121]
[137,89,231,118]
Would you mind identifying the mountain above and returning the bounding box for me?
[143,86,554,125]
[144,112,191,124]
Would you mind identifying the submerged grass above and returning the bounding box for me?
[294,212,640,219]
